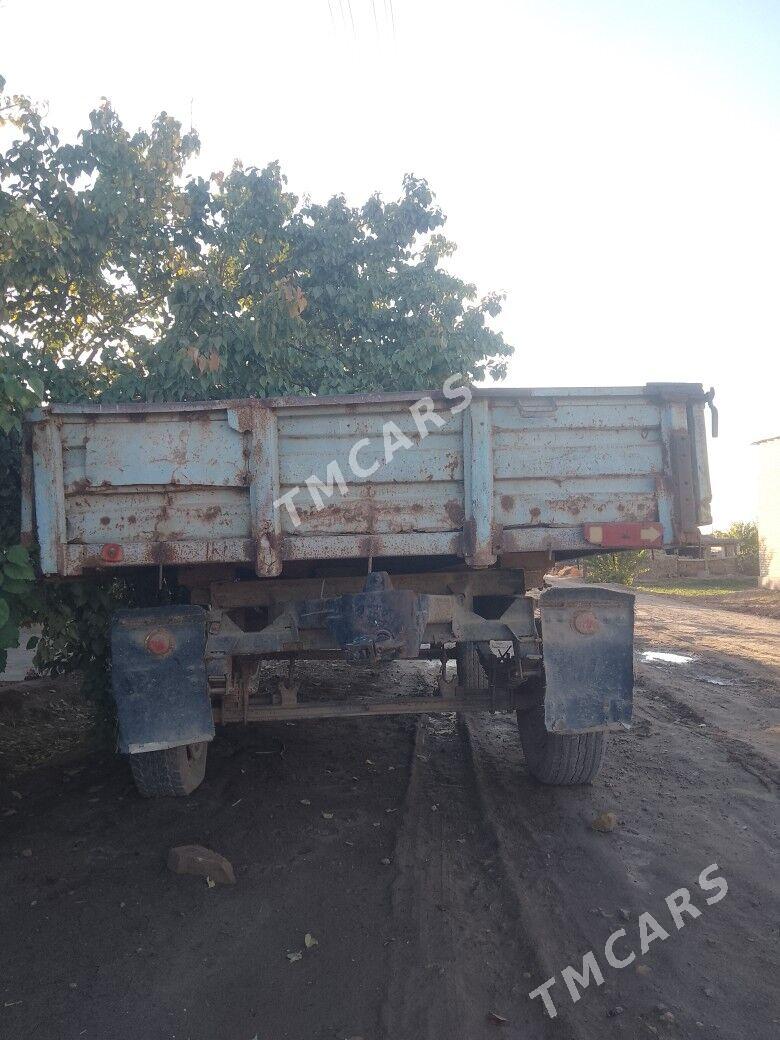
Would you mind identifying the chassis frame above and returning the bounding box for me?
[110,557,635,753]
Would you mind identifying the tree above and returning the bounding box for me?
[585,551,648,586]
[711,521,759,556]
[0,74,511,676]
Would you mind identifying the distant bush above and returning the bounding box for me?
[737,553,760,576]
[712,521,759,556]
[585,551,648,586]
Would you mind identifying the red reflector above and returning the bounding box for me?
[572,611,600,635]
[583,522,663,548]
[145,629,174,657]
[101,543,124,563]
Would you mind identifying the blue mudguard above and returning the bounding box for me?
[539,585,634,733]
[111,605,215,754]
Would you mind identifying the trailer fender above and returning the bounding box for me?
[111,605,214,754]
[539,585,634,733]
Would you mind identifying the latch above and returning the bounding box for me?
[704,386,718,438]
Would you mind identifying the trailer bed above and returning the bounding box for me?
[24,383,713,578]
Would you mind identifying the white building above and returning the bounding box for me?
[755,436,780,590]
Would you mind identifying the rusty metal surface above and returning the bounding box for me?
[26,384,714,577]
[30,382,711,418]
[296,572,430,664]
[207,568,525,609]
[216,690,526,723]
[669,430,699,539]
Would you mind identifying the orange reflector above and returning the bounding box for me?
[145,629,174,657]
[101,543,124,563]
[572,611,600,635]
[583,522,663,548]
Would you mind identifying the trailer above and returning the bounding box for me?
[23,382,715,796]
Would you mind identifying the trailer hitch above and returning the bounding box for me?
[298,571,430,665]
[342,630,404,665]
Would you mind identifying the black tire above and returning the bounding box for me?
[517,706,606,785]
[456,641,490,689]
[129,741,208,797]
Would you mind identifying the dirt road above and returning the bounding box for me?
[1,598,778,1040]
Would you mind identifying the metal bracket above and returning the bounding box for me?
[437,674,458,699]
[704,386,718,438]
[277,681,300,707]
[669,431,699,539]
[299,571,429,665]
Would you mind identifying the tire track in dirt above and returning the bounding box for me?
[461,713,620,1039]
[461,702,779,1040]
[634,593,780,671]
[381,712,564,1040]
[635,668,780,790]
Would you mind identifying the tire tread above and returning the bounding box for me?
[517,707,606,785]
[129,744,206,798]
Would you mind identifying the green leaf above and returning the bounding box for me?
[0,579,34,596]
[3,562,35,581]
[0,621,19,649]
[5,545,30,567]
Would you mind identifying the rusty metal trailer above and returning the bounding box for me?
[24,382,715,796]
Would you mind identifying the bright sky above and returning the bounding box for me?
[2,0,778,527]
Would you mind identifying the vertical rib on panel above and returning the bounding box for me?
[463,397,497,567]
[32,420,67,575]
[229,403,282,577]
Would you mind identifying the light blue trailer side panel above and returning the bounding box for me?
[26,385,713,577]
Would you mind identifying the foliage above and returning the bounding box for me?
[0,74,511,697]
[0,345,44,670]
[711,520,759,556]
[585,551,648,587]
[0,543,39,673]
[637,579,756,597]
[32,570,185,703]
[0,76,508,409]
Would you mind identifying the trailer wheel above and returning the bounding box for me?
[129,741,208,797]
[456,641,489,689]
[516,706,606,785]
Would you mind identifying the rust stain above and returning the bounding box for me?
[445,500,465,527]
[444,452,460,480]
[529,506,541,520]
[202,505,222,521]
[100,516,110,526]
[357,535,375,558]
[151,542,176,565]
[500,495,515,512]
[461,517,477,557]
